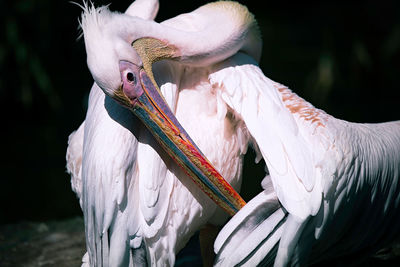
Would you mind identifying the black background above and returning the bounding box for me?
[0,0,399,225]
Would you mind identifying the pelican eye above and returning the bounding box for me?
[126,72,136,84]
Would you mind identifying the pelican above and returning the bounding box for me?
[67,0,260,265]
[67,0,400,266]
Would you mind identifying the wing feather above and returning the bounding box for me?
[137,138,173,238]
[210,53,327,219]
[81,83,141,265]
[214,189,286,267]
[66,121,85,207]
[136,65,179,240]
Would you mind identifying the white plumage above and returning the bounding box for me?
[66,0,400,266]
[67,1,258,265]
[212,53,400,266]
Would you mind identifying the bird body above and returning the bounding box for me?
[68,61,250,265]
[67,1,259,264]
[67,0,400,266]
[211,53,400,266]
[303,119,400,264]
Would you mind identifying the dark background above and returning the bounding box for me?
[0,0,399,225]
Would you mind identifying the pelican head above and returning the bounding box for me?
[80,1,261,215]
[80,6,144,102]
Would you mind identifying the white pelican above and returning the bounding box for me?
[67,0,400,266]
[67,0,260,265]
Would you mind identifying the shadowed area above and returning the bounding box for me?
[0,217,86,266]
[0,218,399,266]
